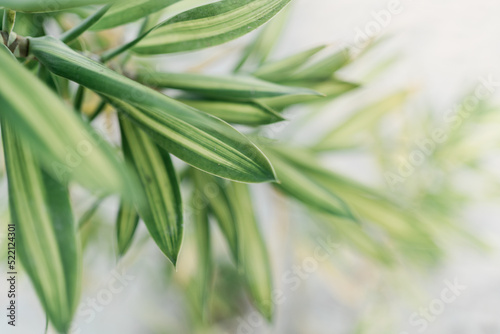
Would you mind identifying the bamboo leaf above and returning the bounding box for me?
[179,99,284,125]
[91,0,180,30]
[192,170,238,262]
[60,4,112,44]
[234,5,289,71]
[258,79,358,109]
[226,182,273,321]
[2,120,81,333]
[192,171,273,319]
[135,71,320,101]
[29,36,277,183]
[190,192,212,319]
[99,0,220,61]
[120,116,183,265]
[0,43,134,196]
[0,0,121,13]
[268,146,442,262]
[287,48,351,81]
[315,90,409,151]
[116,200,140,256]
[253,45,326,81]
[263,146,355,219]
[133,0,292,54]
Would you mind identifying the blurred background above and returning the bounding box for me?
[2,0,500,333]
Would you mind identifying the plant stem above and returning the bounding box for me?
[73,85,85,113]
[89,100,107,122]
[60,4,111,44]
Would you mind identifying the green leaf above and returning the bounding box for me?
[91,0,180,30]
[179,99,284,125]
[316,212,394,265]
[226,182,273,321]
[190,192,213,320]
[116,200,140,256]
[258,79,358,109]
[99,0,220,61]
[29,36,277,183]
[192,171,273,320]
[135,71,321,101]
[267,146,442,262]
[315,90,409,151]
[233,5,289,71]
[2,120,81,333]
[120,116,183,265]
[133,0,292,54]
[263,146,355,219]
[192,170,238,262]
[0,43,134,196]
[253,45,327,81]
[287,48,351,81]
[60,4,112,44]
[0,0,121,13]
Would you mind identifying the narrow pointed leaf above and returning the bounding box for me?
[60,4,112,44]
[190,192,212,319]
[116,200,140,256]
[29,36,277,183]
[315,90,409,151]
[120,116,183,265]
[0,44,133,196]
[226,182,273,321]
[0,0,121,13]
[267,146,442,261]
[133,0,292,54]
[287,49,351,81]
[192,170,238,262]
[179,99,284,125]
[258,79,358,109]
[234,5,289,71]
[135,71,321,101]
[263,146,355,219]
[2,121,80,333]
[91,0,180,30]
[253,45,327,81]
[192,171,273,319]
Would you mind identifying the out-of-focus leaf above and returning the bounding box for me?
[91,0,180,30]
[287,48,351,81]
[60,4,112,43]
[259,79,358,109]
[192,170,238,262]
[2,121,81,333]
[116,201,140,256]
[192,170,273,320]
[316,212,394,265]
[133,0,292,54]
[120,116,183,265]
[253,45,326,81]
[189,192,212,320]
[0,0,121,13]
[226,182,273,321]
[179,99,284,125]
[263,146,355,219]
[315,90,409,151]
[234,5,289,71]
[29,36,277,183]
[271,147,442,262]
[0,43,133,196]
[135,71,321,101]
